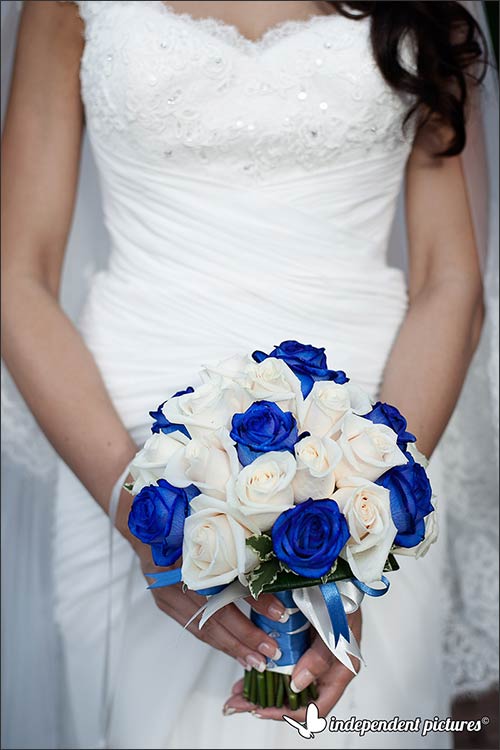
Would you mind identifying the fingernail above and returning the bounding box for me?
[268,605,288,622]
[258,643,282,660]
[246,655,266,672]
[238,657,252,671]
[251,710,264,719]
[290,669,313,693]
[223,705,236,716]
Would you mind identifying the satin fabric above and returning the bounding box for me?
[79,138,409,434]
[51,4,452,748]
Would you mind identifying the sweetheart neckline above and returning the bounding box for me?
[153,2,359,55]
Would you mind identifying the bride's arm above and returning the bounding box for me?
[230,123,485,721]
[378,123,484,456]
[1,1,136,514]
[1,0,284,667]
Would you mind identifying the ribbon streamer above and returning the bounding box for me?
[319,582,350,646]
[146,568,182,589]
[291,584,363,674]
[144,565,389,674]
[353,575,390,597]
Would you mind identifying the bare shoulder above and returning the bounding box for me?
[2,1,87,283]
[8,1,85,115]
[19,0,84,53]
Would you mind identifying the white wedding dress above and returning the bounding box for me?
[51,2,454,748]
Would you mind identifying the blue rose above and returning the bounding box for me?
[376,462,433,548]
[271,498,350,578]
[128,479,197,566]
[230,401,298,466]
[149,387,194,439]
[364,402,416,451]
[252,340,348,398]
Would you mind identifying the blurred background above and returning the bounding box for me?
[452,7,498,749]
[485,1,498,62]
[1,2,499,749]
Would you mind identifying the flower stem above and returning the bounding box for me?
[243,670,251,700]
[309,681,319,701]
[242,667,318,709]
[249,669,258,705]
[299,687,310,707]
[256,671,267,708]
[275,673,284,707]
[265,670,275,705]
[283,674,299,711]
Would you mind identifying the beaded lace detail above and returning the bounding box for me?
[75,0,418,181]
[156,3,347,54]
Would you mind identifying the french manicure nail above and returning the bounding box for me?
[268,605,287,622]
[258,643,282,660]
[290,669,313,693]
[251,710,264,719]
[246,654,266,672]
[223,706,236,716]
[238,657,252,671]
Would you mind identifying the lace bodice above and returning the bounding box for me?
[75,1,418,183]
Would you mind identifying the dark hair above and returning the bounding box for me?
[329,1,489,156]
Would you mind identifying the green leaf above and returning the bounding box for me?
[260,555,399,594]
[123,482,134,494]
[248,559,281,599]
[246,534,274,562]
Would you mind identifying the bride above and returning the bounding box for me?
[1,1,498,748]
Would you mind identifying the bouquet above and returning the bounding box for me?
[125,341,437,709]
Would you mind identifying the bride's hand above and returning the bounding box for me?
[224,608,362,720]
[136,546,285,672]
[116,481,286,670]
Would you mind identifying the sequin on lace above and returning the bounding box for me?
[75,0,418,181]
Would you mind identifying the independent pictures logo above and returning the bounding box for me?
[282,703,490,740]
[283,704,327,739]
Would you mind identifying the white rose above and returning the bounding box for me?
[393,503,439,559]
[238,358,303,414]
[163,428,239,500]
[162,376,246,439]
[200,353,253,388]
[129,431,189,494]
[335,413,408,483]
[227,451,296,531]
[332,479,397,583]
[182,494,258,590]
[293,435,342,502]
[300,381,373,438]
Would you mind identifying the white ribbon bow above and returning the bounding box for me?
[185,580,364,674]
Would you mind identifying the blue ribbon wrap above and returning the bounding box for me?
[250,590,310,669]
[145,571,390,670]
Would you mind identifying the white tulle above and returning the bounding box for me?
[1,2,497,749]
[438,1,499,695]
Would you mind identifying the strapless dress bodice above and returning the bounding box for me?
[74,1,417,435]
[76,1,417,246]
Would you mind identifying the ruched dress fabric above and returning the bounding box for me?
[54,3,451,748]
